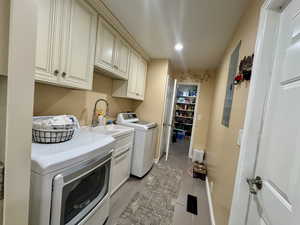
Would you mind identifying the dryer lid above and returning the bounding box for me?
[31,128,115,175]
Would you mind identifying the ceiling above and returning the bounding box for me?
[102,0,250,71]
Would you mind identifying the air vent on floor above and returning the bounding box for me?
[186,194,198,215]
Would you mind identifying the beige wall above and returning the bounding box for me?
[0,0,9,76]
[34,72,134,124]
[172,71,215,151]
[133,59,169,159]
[205,1,263,225]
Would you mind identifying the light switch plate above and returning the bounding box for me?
[237,129,244,146]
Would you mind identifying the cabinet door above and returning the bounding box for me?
[35,0,61,83]
[127,51,139,98]
[135,58,147,100]
[114,38,130,79]
[95,18,117,72]
[60,0,97,89]
[111,148,131,194]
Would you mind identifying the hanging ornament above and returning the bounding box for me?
[234,54,254,85]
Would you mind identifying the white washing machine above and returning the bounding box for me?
[117,113,158,178]
[30,128,115,225]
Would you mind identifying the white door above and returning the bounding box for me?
[60,0,97,89]
[161,76,176,160]
[246,1,300,224]
[35,0,61,83]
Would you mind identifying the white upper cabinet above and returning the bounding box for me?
[60,0,97,89]
[95,18,130,80]
[35,0,97,90]
[35,0,147,93]
[95,18,116,72]
[136,58,147,99]
[114,38,130,79]
[112,50,147,101]
[35,0,61,84]
[127,51,139,98]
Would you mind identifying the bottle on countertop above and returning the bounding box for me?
[97,111,106,126]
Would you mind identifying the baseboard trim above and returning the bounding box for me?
[206,178,216,225]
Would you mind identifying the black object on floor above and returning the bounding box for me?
[187,194,198,215]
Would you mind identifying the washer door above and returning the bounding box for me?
[51,154,111,225]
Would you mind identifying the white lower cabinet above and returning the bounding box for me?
[112,50,147,101]
[35,0,97,90]
[111,147,131,194]
[111,133,133,194]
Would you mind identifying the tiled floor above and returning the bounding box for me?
[106,140,211,225]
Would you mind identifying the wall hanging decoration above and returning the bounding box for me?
[234,54,254,85]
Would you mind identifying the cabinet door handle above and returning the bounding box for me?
[62,72,67,78]
[54,70,59,76]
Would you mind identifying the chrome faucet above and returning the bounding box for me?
[91,98,109,127]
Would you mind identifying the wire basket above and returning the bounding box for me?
[32,128,75,144]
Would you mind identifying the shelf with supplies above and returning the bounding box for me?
[176,102,195,105]
[175,115,193,119]
[176,109,194,112]
[177,95,197,98]
[173,128,187,132]
[174,122,193,126]
[174,92,197,138]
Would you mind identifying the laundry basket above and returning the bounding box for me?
[32,115,79,144]
[32,128,75,144]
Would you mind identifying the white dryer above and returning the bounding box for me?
[117,113,158,178]
[30,128,115,225]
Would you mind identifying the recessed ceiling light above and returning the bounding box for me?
[174,43,183,51]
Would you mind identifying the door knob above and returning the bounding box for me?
[62,72,67,78]
[247,176,263,195]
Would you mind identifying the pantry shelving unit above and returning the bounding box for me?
[173,92,197,138]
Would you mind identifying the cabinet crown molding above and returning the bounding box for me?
[87,0,150,62]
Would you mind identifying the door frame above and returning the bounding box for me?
[175,81,201,159]
[229,0,288,225]
[3,1,37,224]
[157,74,175,161]
[164,78,177,161]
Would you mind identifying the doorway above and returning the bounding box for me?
[170,83,199,158]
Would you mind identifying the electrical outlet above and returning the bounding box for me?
[197,114,202,121]
[210,181,214,193]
